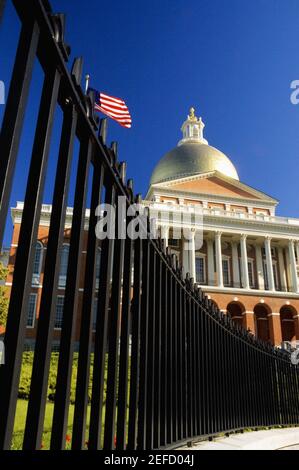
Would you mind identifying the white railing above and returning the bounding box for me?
[142,200,299,227]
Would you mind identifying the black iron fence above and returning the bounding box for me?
[0,0,298,451]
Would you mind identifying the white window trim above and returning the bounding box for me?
[54,295,65,330]
[27,293,37,329]
[58,243,70,288]
[32,241,43,286]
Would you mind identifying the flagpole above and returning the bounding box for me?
[85,74,90,94]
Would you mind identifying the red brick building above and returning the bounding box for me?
[6,205,100,350]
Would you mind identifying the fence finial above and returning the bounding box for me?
[85,74,90,94]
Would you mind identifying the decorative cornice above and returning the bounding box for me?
[201,285,299,299]
[146,186,278,208]
[148,170,279,204]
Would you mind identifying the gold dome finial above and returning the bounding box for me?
[188,107,197,121]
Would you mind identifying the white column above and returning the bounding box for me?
[285,248,291,292]
[255,244,265,290]
[189,229,196,282]
[296,242,299,267]
[231,241,240,288]
[240,234,250,290]
[215,231,223,287]
[207,238,214,286]
[161,226,169,248]
[277,247,287,292]
[264,236,275,291]
[288,239,298,293]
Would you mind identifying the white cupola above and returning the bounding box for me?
[178,107,208,146]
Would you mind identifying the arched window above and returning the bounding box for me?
[32,241,43,285]
[227,301,245,328]
[59,244,69,287]
[254,304,271,342]
[280,305,296,343]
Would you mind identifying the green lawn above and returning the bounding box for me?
[12,352,128,449]
[12,400,90,450]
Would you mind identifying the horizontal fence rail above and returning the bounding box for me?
[0,0,298,451]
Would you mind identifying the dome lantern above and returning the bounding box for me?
[178,107,208,146]
[149,107,239,185]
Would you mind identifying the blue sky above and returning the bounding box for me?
[1,0,299,246]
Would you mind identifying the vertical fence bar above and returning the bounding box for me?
[181,286,187,439]
[89,178,116,449]
[137,236,150,449]
[72,159,104,449]
[166,259,173,444]
[127,235,143,449]
[145,245,156,449]
[153,250,162,448]
[186,290,193,438]
[104,192,126,449]
[116,211,134,450]
[160,255,167,446]
[176,274,183,441]
[23,103,78,450]
[191,295,198,438]
[200,300,207,435]
[195,297,202,436]
[206,311,213,434]
[214,317,221,432]
[0,67,60,450]
[0,19,39,246]
[50,136,92,449]
[171,258,178,443]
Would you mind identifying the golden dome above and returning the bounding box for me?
[150,108,239,185]
[150,142,239,184]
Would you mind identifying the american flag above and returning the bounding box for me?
[90,88,132,129]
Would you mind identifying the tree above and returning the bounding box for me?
[0,260,8,327]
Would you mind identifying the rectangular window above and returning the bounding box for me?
[195,256,205,284]
[248,260,255,288]
[262,247,275,257]
[55,296,64,329]
[58,244,69,287]
[32,242,43,285]
[27,293,37,327]
[222,258,230,286]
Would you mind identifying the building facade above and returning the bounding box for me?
[6,205,100,350]
[145,108,299,348]
[5,108,299,349]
